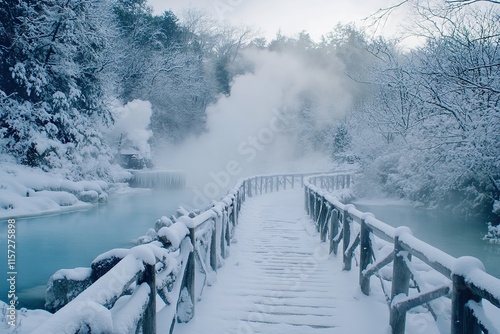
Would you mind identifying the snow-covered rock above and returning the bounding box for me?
[45,268,92,313]
[90,249,129,282]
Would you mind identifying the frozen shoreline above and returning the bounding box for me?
[0,161,134,221]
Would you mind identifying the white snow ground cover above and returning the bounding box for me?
[0,161,130,219]
[173,189,438,334]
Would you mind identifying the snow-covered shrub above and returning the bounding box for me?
[483,222,500,244]
[1,301,51,333]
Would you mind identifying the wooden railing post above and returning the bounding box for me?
[241,181,245,202]
[231,201,237,228]
[310,193,315,219]
[210,218,218,272]
[316,198,323,229]
[359,217,373,295]
[225,213,231,250]
[220,211,227,259]
[187,227,196,318]
[319,204,328,241]
[342,206,353,271]
[305,187,309,214]
[248,178,252,197]
[451,257,483,334]
[390,227,412,334]
[329,209,339,255]
[140,263,156,334]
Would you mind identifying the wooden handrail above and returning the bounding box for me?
[33,244,162,333]
[305,174,500,334]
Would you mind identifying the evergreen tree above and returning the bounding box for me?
[0,0,112,177]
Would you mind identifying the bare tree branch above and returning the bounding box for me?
[446,0,500,5]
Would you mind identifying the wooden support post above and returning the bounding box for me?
[248,178,252,197]
[359,219,372,295]
[305,188,309,214]
[225,213,231,249]
[451,257,483,334]
[342,209,352,271]
[310,193,315,219]
[312,195,317,219]
[292,175,295,189]
[235,195,240,223]
[284,176,287,190]
[390,231,412,334]
[323,208,331,242]
[210,219,218,271]
[329,209,339,255]
[242,181,246,202]
[187,227,196,319]
[315,198,322,227]
[231,202,237,228]
[140,263,156,334]
[221,212,227,258]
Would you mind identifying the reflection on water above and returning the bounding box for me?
[354,201,500,279]
[0,189,192,309]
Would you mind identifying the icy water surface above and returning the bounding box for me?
[354,201,500,279]
[0,188,193,309]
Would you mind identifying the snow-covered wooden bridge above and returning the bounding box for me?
[174,186,388,334]
[33,173,500,334]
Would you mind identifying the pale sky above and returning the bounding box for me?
[147,0,412,42]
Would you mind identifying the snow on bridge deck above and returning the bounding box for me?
[174,188,389,334]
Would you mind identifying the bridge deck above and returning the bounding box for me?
[174,189,388,334]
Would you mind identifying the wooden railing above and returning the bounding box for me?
[34,173,326,334]
[305,174,500,334]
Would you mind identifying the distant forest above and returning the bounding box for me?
[0,0,498,222]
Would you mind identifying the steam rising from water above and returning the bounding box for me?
[156,49,351,204]
[109,99,153,158]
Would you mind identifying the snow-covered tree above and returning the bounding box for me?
[350,2,499,221]
[0,0,113,178]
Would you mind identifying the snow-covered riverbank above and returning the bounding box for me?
[0,162,131,220]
